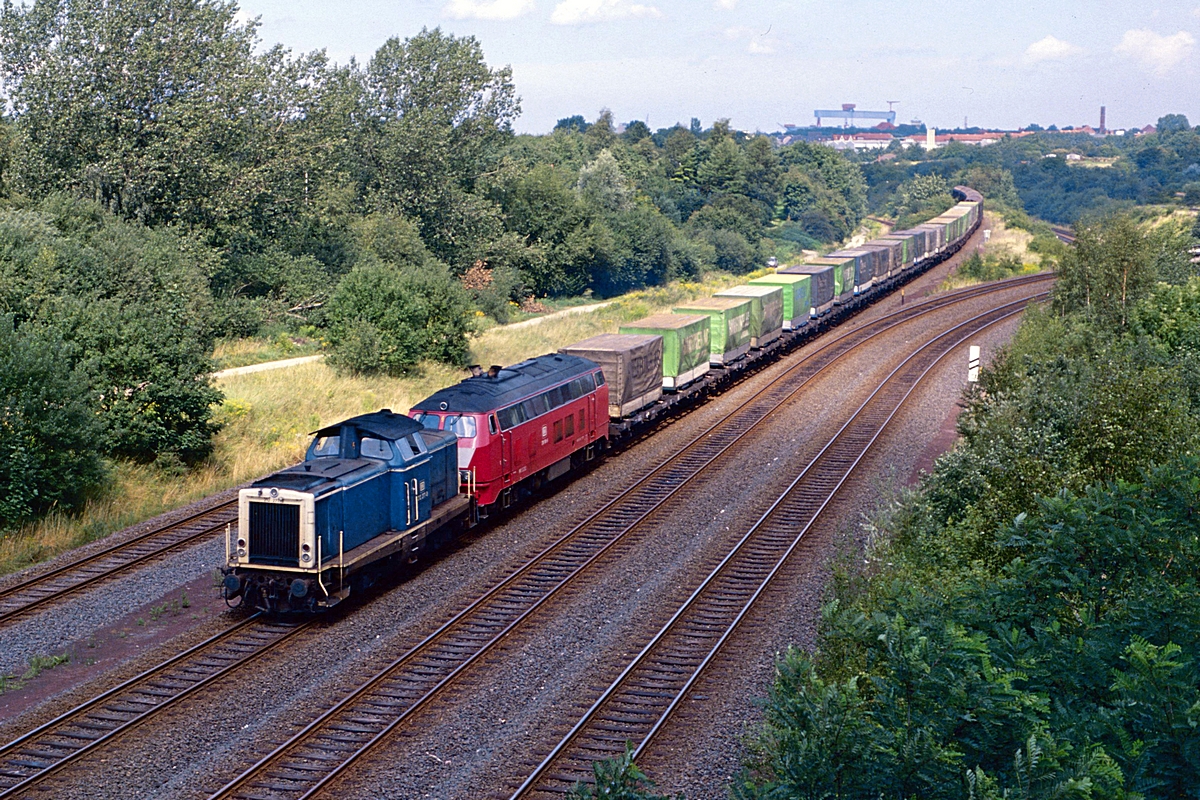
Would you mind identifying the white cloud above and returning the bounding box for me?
[1115,28,1195,75]
[1023,35,1084,64]
[748,38,775,55]
[724,25,751,39]
[444,0,535,20]
[550,0,663,24]
[715,0,738,8]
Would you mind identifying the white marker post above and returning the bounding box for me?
[967,345,981,382]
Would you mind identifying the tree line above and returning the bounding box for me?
[0,0,871,530]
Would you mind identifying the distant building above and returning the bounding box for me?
[827,132,894,151]
[1066,153,1083,161]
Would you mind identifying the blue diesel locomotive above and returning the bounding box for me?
[222,410,472,612]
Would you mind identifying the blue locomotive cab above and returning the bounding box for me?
[226,409,469,612]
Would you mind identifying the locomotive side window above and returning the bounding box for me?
[497,404,526,430]
[488,415,498,434]
[361,437,393,460]
[594,371,606,386]
[445,415,477,438]
[411,434,428,454]
[313,435,339,458]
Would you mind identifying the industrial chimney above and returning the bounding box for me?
[1100,106,1106,135]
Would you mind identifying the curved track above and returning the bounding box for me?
[205,275,1050,800]
[0,502,238,628]
[0,614,310,798]
[509,296,1044,798]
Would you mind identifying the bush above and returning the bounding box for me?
[326,260,474,375]
[0,197,222,464]
[0,317,107,528]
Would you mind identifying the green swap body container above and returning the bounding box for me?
[560,333,663,419]
[748,273,811,330]
[672,297,752,366]
[895,228,931,263]
[619,314,710,391]
[806,257,855,303]
[914,223,946,254]
[779,262,835,316]
[715,285,783,348]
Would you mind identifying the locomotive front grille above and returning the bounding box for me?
[248,501,300,566]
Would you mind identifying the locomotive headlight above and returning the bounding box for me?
[301,553,312,563]
[237,547,247,558]
[237,538,246,548]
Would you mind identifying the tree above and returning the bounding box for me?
[0,316,107,528]
[623,120,651,143]
[0,0,292,232]
[1054,215,1156,328]
[361,28,519,267]
[325,260,473,374]
[1157,114,1191,134]
[0,196,222,463]
[577,150,632,213]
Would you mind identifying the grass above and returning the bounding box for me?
[212,329,323,370]
[0,272,749,579]
[939,211,1045,292]
[0,653,70,695]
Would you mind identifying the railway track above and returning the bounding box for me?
[0,502,238,628]
[205,275,1050,800]
[508,295,1044,799]
[0,614,310,798]
[1051,225,1076,245]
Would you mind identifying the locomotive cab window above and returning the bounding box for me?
[313,435,339,458]
[361,437,393,461]
[488,415,498,435]
[413,412,442,430]
[445,415,477,438]
[594,371,606,386]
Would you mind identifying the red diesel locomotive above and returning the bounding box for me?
[409,354,609,511]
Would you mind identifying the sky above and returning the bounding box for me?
[235,0,1200,134]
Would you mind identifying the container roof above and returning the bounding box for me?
[675,296,751,311]
[621,313,708,330]
[717,285,781,297]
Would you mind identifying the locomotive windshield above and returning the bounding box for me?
[444,415,477,438]
[412,412,441,430]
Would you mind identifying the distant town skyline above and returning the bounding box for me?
[236,0,1199,134]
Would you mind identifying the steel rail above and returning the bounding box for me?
[0,613,312,798]
[510,295,1044,798]
[207,277,1050,800]
[0,501,239,627]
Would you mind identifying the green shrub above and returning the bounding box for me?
[0,317,107,528]
[325,260,473,375]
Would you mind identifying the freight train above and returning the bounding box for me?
[221,187,984,612]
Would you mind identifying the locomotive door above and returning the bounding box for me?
[500,431,512,484]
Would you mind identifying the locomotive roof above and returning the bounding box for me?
[413,353,600,414]
[312,409,423,441]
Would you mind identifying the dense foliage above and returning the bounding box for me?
[0,197,221,465]
[860,116,1200,225]
[733,221,1200,799]
[0,316,107,527]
